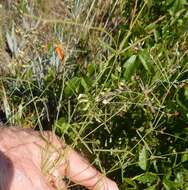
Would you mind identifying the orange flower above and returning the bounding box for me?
[55,44,64,61]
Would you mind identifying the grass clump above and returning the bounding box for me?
[0,0,188,189]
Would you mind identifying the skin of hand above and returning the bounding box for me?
[0,126,119,190]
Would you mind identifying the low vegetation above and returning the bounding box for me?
[0,0,188,189]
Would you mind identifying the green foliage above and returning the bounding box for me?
[134,172,159,185]
[0,0,188,189]
[138,145,149,171]
[123,55,137,81]
[64,77,81,97]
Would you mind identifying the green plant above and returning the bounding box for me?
[0,0,188,189]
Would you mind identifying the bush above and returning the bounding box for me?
[0,0,188,189]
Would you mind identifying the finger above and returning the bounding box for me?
[48,174,67,190]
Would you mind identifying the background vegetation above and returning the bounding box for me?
[0,0,188,189]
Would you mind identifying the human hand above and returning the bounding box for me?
[0,126,119,190]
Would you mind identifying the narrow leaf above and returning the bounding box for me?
[123,55,137,81]
[139,145,148,171]
[138,52,151,73]
[6,32,14,53]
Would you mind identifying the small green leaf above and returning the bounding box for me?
[163,178,178,190]
[145,23,156,32]
[138,145,148,171]
[64,77,81,97]
[122,178,137,189]
[144,185,157,190]
[80,77,88,92]
[77,94,90,111]
[87,63,96,77]
[184,86,188,100]
[54,117,71,134]
[175,172,184,185]
[135,172,158,185]
[123,55,137,81]
[138,51,151,73]
[181,149,188,162]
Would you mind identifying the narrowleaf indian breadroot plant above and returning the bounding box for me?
[0,0,188,189]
